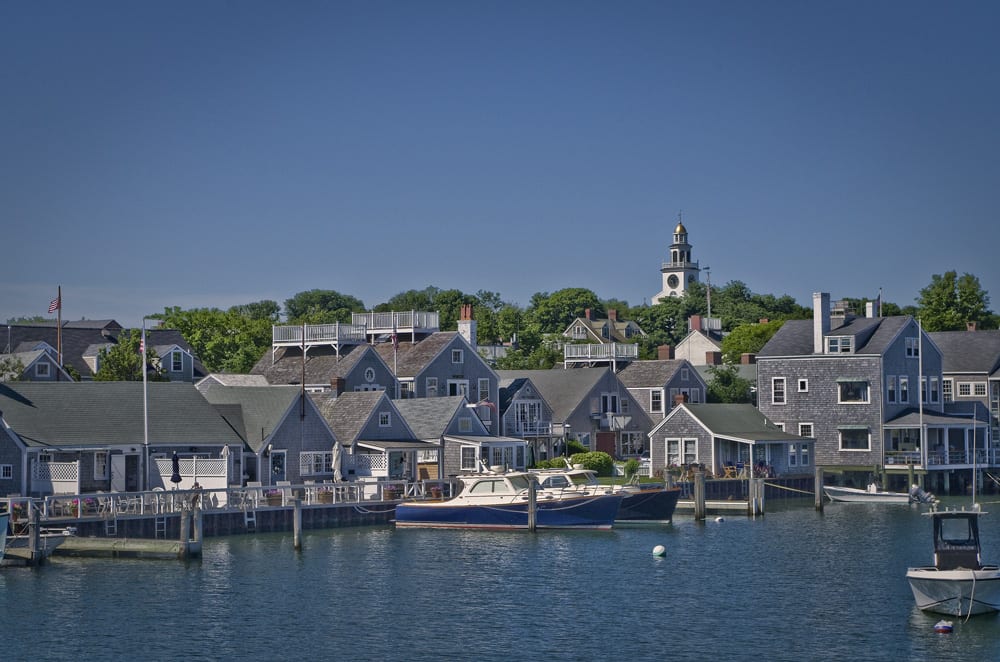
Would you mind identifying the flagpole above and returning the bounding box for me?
[56,286,62,379]
[142,318,149,491]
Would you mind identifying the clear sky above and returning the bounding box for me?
[3,1,998,329]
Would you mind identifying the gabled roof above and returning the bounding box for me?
[312,391,404,445]
[497,367,610,421]
[373,332,483,378]
[758,315,914,358]
[563,315,646,344]
[0,349,73,380]
[617,359,701,388]
[0,382,243,448]
[199,385,303,452]
[196,373,271,389]
[658,403,806,443]
[393,395,474,440]
[886,403,990,427]
[928,330,1000,375]
[250,343,384,386]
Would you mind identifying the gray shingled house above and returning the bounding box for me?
[497,367,653,460]
[617,358,708,423]
[929,328,1000,444]
[648,403,813,478]
[200,385,337,488]
[756,293,990,493]
[251,343,398,396]
[0,382,244,497]
[373,331,500,434]
[0,348,73,382]
[498,376,557,463]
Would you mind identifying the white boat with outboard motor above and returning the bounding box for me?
[906,504,1000,616]
[823,482,935,504]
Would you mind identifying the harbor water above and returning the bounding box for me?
[3,498,999,661]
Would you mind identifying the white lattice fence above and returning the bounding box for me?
[32,461,79,494]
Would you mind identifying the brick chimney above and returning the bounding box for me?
[608,309,617,322]
[330,377,345,396]
[584,308,592,320]
[706,351,722,365]
[674,393,688,406]
[689,315,702,331]
[741,353,756,365]
[968,321,978,331]
[458,304,477,349]
[658,345,674,360]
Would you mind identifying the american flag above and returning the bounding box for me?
[139,332,145,354]
[48,296,60,313]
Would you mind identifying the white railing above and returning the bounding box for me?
[272,323,368,345]
[351,311,440,333]
[514,422,552,436]
[563,343,639,361]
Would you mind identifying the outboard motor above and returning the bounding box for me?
[909,485,936,504]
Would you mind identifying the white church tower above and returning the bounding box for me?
[651,214,700,304]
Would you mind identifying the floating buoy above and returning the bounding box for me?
[652,544,666,557]
[715,516,725,522]
[933,620,953,633]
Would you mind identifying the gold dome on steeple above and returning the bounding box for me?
[674,211,687,235]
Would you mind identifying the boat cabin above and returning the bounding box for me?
[933,510,984,571]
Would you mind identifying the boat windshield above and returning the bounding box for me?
[938,516,979,548]
[506,475,533,491]
[570,472,599,487]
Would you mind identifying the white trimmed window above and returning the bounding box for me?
[772,377,786,405]
[788,445,797,467]
[799,423,813,437]
[451,349,464,364]
[975,382,987,397]
[379,412,391,427]
[666,438,698,466]
[797,379,808,393]
[1,464,12,479]
[36,362,50,378]
[171,350,183,372]
[426,377,438,397]
[799,443,810,466]
[650,390,663,413]
[774,422,785,431]
[943,379,953,402]
[400,381,413,399]
[478,378,490,403]
[958,382,972,396]
[300,451,333,475]
[828,337,853,353]
[681,368,689,380]
[461,446,477,471]
[930,377,939,403]
[887,376,897,403]
[905,337,920,358]
[900,376,909,403]
[838,380,870,404]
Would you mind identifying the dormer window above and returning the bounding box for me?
[379,412,391,427]
[905,337,920,358]
[827,337,854,353]
[171,350,183,372]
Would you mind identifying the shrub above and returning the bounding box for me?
[569,451,614,476]
[623,458,640,479]
[566,439,587,455]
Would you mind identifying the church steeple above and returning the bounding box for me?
[652,212,701,304]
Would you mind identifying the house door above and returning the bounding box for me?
[111,454,127,492]
[596,431,616,457]
[270,451,286,482]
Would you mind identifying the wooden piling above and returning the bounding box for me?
[693,471,706,521]
[815,466,824,511]
[293,498,302,550]
[179,505,191,560]
[29,506,41,565]
[528,480,537,531]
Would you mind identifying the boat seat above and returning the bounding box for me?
[937,550,982,571]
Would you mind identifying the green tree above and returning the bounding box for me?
[720,320,784,364]
[156,304,274,374]
[917,271,992,331]
[0,356,25,381]
[705,364,755,404]
[95,329,162,381]
[5,315,50,325]
[284,290,365,324]
[526,288,603,334]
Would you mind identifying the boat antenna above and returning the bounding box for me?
[972,404,978,508]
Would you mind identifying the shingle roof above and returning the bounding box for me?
[0,382,244,448]
[758,316,912,357]
[372,332,460,377]
[496,368,609,420]
[617,360,686,388]
[199,385,301,452]
[679,404,806,441]
[393,396,467,440]
[928,330,1000,375]
[312,391,386,445]
[250,344,373,385]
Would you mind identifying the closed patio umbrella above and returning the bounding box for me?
[332,441,343,483]
[170,452,182,487]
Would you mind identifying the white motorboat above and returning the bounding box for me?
[823,483,934,504]
[530,466,680,523]
[0,511,8,560]
[906,505,1000,616]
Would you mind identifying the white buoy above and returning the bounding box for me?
[715,516,725,522]
[652,544,666,557]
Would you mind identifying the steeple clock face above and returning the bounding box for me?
[667,274,679,288]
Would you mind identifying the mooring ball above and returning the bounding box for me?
[715,516,725,522]
[652,544,666,557]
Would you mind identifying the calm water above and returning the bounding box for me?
[4,498,999,662]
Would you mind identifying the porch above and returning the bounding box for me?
[563,342,638,369]
[350,310,440,342]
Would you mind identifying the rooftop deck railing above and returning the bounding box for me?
[272,323,368,346]
[351,311,440,334]
[563,343,639,361]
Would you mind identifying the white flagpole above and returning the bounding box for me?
[142,319,149,491]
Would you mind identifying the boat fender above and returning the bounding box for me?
[933,620,953,633]
[652,545,666,557]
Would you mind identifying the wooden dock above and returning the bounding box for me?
[53,536,197,560]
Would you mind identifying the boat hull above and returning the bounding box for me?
[823,486,911,504]
[906,566,1000,616]
[394,493,622,530]
[0,512,7,558]
[616,487,680,522]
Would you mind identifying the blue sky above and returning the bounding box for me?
[3,1,998,329]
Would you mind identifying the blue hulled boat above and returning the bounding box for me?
[394,470,622,530]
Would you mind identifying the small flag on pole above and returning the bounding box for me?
[48,296,61,313]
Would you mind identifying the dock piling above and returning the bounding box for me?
[293,498,302,550]
[815,467,824,511]
[693,471,706,521]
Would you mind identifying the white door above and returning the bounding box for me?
[111,454,127,492]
